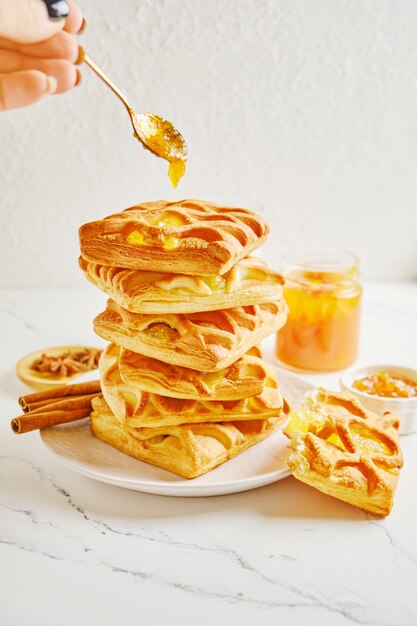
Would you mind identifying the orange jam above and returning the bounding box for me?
[130,111,187,188]
[353,371,417,398]
[276,251,361,372]
[168,159,186,188]
[123,213,185,249]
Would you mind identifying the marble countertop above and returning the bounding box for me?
[1,283,416,626]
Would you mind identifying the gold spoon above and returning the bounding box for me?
[83,53,187,187]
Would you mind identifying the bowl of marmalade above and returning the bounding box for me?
[341,364,417,435]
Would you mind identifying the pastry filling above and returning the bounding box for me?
[126,230,180,250]
[124,213,185,250]
[201,275,227,292]
[145,323,179,342]
[286,407,395,458]
[147,212,187,228]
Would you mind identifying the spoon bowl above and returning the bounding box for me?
[130,111,187,187]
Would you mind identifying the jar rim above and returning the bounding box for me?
[281,248,360,290]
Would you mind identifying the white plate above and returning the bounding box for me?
[40,368,314,497]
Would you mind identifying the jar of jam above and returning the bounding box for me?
[276,249,362,372]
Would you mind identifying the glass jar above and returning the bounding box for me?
[276,249,362,372]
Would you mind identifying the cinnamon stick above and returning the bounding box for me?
[18,380,101,411]
[23,393,100,414]
[11,407,91,435]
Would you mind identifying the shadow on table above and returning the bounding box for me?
[5,445,369,525]
[51,468,366,524]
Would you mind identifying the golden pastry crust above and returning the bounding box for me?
[79,255,284,314]
[94,298,288,371]
[118,345,275,400]
[79,199,269,275]
[99,343,283,427]
[284,389,403,517]
[90,396,284,479]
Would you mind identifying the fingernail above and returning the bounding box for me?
[75,70,82,87]
[77,18,87,35]
[41,0,70,21]
[76,46,85,65]
[46,76,58,94]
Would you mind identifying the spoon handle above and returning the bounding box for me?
[83,53,132,112]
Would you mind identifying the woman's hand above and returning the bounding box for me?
[0,0,84,111]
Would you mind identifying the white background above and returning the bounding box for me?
[1,0,416,286]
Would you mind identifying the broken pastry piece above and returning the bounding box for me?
[284,389,403,517]
[91,396,285,479]
[78,199,269,275]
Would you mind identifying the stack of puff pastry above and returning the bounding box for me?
[78,199,289,478]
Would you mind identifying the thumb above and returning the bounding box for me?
[0,70,57,111]
[0,0,66,44]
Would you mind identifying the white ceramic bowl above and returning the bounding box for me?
[340,364,417,436]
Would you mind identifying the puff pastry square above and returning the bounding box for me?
[79,199,269,275]
[284,389,403,517]
[90,396,284,479]
[117,345,276,400]
[79,255,284,314]
[99,343,283,428]
[94,298,288,371]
